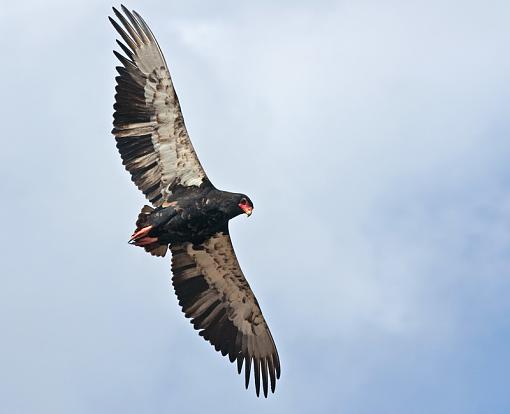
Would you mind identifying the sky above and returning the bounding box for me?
[1,0,510,413]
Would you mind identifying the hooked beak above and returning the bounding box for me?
[239,204,253,217]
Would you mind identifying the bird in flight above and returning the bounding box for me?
[109,5,280,397]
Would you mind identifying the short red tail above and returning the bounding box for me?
[130,205,168,257]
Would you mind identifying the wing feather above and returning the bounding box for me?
[110,7,208,207]
[170,231,280,397]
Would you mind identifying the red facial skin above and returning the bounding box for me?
[238,200,253,216]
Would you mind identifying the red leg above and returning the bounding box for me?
[129,225,153,242]
[134,236,159,246]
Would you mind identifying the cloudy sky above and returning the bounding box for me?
[2,0,510,413]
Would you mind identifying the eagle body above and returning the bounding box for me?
[109,5,280,398]
[136,185,253,246]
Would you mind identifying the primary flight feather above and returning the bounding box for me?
[109,5,280,397]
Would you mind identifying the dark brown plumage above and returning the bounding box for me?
[109,5,280,397]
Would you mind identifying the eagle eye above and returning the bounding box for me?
[240,198,247,206]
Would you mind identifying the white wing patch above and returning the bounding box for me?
[186,234,267,337]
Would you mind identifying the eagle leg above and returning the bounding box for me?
[129,225,153,242]
[131,236,159,246]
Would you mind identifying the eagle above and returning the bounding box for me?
[109,5,280,397]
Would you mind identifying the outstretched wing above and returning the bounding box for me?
[110,6,208,207]
[170,231,281,397]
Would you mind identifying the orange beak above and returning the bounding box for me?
[239,204,253,217]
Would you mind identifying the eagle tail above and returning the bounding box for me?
[136,205,155,228]
[130,205,168,257]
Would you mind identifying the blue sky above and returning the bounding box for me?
[2,1,510,413]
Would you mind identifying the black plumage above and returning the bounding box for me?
[109,5,280,398]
